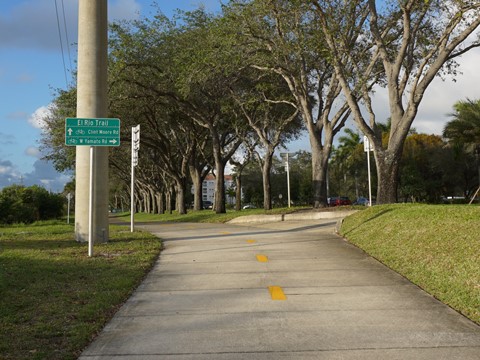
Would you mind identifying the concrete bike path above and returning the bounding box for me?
[79,219,480,359]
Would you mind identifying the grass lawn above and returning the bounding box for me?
[340,204,480,324]
[114,206,313,223]
[0,221,161,360]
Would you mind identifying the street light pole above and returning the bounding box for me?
[75,0,109,245]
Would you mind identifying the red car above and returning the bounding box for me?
[328,196,352,206]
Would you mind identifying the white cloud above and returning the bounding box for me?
[415,47,480,135]
[110,0,142,22]
[0,0,77,51]
[23,159,72,192]
[28,105,50,129]
[0,133,16,146]
[6,111,28,121]
[16,72,34,83]
[0,0,143,51]
[0,160,15,175]
[25,147,41,158]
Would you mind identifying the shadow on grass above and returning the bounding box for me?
[341,208,394,237]
[0,239,161,360]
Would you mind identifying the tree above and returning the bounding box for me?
[225,0,351,207]
[0,185,64,224]
[399,133,446,203]
[312,0,480,204]
[230,71,302,210]
[443,98,480,194]
[39,88,77,172]
[329,129,367,200]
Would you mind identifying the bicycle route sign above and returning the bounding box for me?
[65,118,120,146]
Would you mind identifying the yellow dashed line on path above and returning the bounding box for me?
[246,239,256,244]
[220,232,231,235]
[269,286,287,300]
[256,254,268,263]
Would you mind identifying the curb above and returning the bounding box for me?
[227,210,357,224]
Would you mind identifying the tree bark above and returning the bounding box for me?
[262,152,274,210]
[214,162,226,214]
[374,147,403,204]
[189,165,203,211]
[175,178,187,215]
[235,174,242,211]
[311,142,329,208]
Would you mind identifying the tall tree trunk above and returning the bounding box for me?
[374,148,401,204]
[166,189,172,214]
[212,132,226,214]
[214,163,226,213]
[175,178,186,215]
[235,175,242,211]
[310,136,330,208]
[157,193,164,214]
[149,187,156,214]
[262,152,274,210]
[189,165,203,211]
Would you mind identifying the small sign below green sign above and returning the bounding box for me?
[65,118,120,146]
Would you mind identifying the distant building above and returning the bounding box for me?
[196,174,236,205]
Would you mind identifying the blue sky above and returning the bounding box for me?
[0,0,222,192]
[0,0,479,193]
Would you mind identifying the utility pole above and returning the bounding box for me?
[74,0,109,244]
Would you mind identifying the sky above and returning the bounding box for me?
[0,0,479,193]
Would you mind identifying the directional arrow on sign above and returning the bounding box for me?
[109,139,118,144]
[68,128,73,136]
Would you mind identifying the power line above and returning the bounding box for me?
[54,0,69,89]
[61,0,73,79]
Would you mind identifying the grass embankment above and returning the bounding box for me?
[0,221,161,360]
[340,204,480,324]
[114,206,312,223]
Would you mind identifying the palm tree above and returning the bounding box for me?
[443,99,480,196]
[331,128,363,198]
[444,99,480,146]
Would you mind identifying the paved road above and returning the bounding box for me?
[79,219,480,359]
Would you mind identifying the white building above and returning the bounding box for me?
[198,174,236,205]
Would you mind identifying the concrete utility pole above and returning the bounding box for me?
[75,0,109,243]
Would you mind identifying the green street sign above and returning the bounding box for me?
[65,118,120,146]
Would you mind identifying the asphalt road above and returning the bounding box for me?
[79,219,480,359]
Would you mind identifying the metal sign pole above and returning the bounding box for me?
[364,136,373,206]
[88,146,94,257]
[130,143,135,232]
[131,125,140,232]
[66,193,72,224]
[286,153,291,208]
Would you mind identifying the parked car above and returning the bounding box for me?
[354,197,369,206]
[328,196,352,206]
[242,204,257,209]
[202,201,213,209]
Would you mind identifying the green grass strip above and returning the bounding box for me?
[113,206,317,224]
[0,221,161,360]
[340,204,480,324]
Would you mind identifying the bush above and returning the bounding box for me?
[0,185,64,224]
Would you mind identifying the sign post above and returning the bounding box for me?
[131,125,140,232]
[65,118,120,146]
[66,193,72,224]
[364,135,374,206]
[280,153,294,207]
[66,117,120,256]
